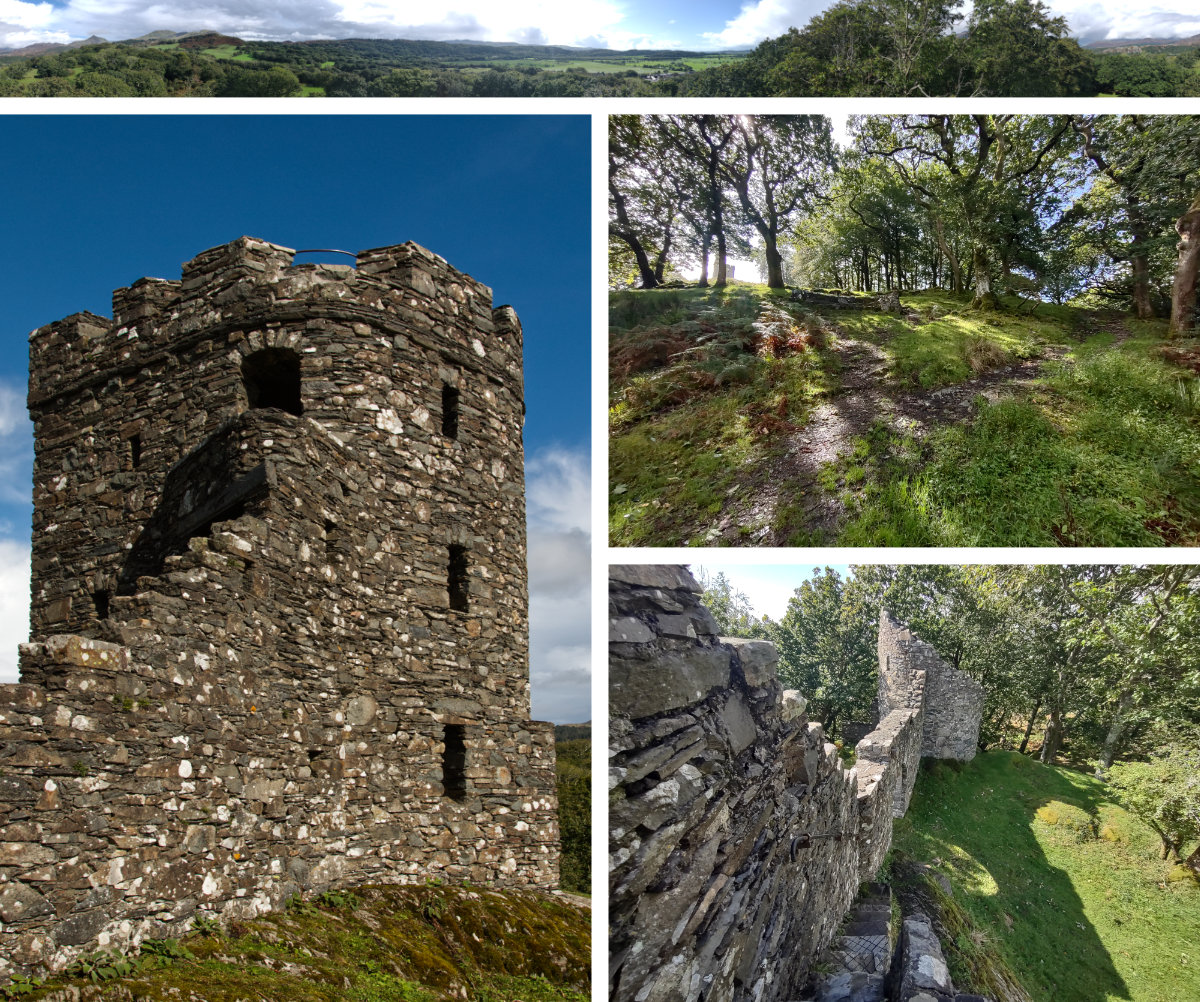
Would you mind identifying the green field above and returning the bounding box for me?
[893,752,1200,1002]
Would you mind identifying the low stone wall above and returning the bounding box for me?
[609,567,983,1002]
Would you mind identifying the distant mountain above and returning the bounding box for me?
[1086,32,1200,50]
[0,34,106,57]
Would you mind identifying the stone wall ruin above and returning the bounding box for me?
[0,237,559,981]
[608,566,984,1002]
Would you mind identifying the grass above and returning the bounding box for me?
[838,325,1200,545]
[892,751,1200,1002]
[8,884,589,1001]
[609,284,838,545]
[609,284,1200,546]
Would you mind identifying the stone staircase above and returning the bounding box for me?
[804,885,996,1002]
[807,883,893,1002]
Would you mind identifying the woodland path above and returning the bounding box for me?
[709,313,1130,545]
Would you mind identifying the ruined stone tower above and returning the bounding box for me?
[0,237,559,979]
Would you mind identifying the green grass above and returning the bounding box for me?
[610,284,1200,546]
[9,884,589,1001]
[893,751,1200,1002]
[839,325,1200,545]
[609,284,835,545]
[198,45,254,61]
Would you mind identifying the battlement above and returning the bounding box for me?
[1,239,558,982]
[29,237,515,410]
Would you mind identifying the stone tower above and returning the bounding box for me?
[0,237,559,979]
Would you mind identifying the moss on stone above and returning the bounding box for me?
[15,883,589,1001]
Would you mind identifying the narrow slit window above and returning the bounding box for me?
[442,383,460,439]
[324,518,337,543]
[242,347,302,416]
[93,589,110,620]
[448,544,468,611]
[442,724,466,800]
[128,434,141,469]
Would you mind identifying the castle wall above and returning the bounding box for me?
[0,238,558,982]
[609,567,982,1002]
[878,611,984,762]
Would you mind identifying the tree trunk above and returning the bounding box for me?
[610,181,659,289]
[715,228,728,287]
[1170,192,1200,336]
[971,244,998,309]
[1018,700,1042,754]
[1096,689,1133,775]
[1039,709,1063,764]
[764,232,785,289]
[933,215,962,293]
[697,229,713,288]
[1185,843,1200,877]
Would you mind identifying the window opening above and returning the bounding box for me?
[448,545,468,611]
[128,434,142,469]
[93,589,110,620]
[442,724,466,800]
[242,348,302,416]
[442,384,460,439]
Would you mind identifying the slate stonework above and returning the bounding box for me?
[0,237,559,981]
[609,567,983,1002]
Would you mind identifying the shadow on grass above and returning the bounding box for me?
[893,751,1131,1002]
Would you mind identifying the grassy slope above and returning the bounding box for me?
[892,752,1200,1002]
[609,286,1200,546]
[9,884,589,1001]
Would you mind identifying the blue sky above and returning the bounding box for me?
[2,0,1197,51]
[0,113,591,723]
[693,563,852,622]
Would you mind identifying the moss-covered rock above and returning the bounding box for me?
[10,884,589,1001]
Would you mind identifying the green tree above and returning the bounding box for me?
[720,115,836,288]
[771,568,876,736]
[217,66,302,97]
[1108,744,1200,864]
[697,570,767,638]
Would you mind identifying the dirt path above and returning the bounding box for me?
[711,315,1129,545]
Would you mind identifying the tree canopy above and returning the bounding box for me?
[609,113,1200,329]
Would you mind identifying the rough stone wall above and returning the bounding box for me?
[878,611,984,762]
[609,568,983,1002]
[0,238,558,981]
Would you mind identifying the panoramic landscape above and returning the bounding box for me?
[1,0,1199,96]
[611,563,1200,1002]
[609,114,1200,547]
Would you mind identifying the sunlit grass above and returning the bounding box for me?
[894,752,1200,1002]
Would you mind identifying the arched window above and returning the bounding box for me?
[242,348,302,416]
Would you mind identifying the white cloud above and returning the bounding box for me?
[702,0,827,48]
[0,0,638,49]
[526,446,590,724]
[0,539,30,684]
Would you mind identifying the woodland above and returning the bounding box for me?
[0,2,1197,97]
[699,564,1200,1001]
[609,115,1200,547]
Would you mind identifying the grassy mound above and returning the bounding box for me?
[891,751,1200,1002]
[7,884,589,1001]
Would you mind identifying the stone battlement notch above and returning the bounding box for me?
[0,237,559,980]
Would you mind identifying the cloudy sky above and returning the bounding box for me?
[0,114,591,725]
[1,0,1197,51]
